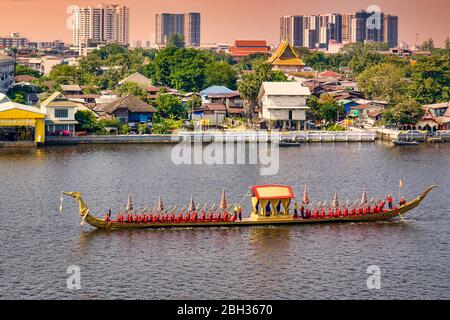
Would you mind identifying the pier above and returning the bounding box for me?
[44,131,376,145]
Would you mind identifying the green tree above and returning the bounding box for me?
[75,110,99,133]
[204,61,237,89]
[407,54,450,104]
[154,94,186,119]
[49,64,81,84]
[317,94,344,123]
[167,33,185,49]
[186,95,202,112]
[152,118,183,134]
[421,38,435,51]
[445,37,450,50]
[383,99,425,126]
[116,82,148,100]
[15,65,41,78]
[357,63,408,105]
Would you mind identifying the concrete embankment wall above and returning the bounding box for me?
[45,131,376,146]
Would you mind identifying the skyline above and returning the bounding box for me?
[0,0,449,47]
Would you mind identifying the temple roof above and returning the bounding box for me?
[268,40,305,67]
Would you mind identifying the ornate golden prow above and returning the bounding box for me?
[63,192,90,217]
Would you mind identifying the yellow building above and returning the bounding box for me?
[0,100,46,145]
[268,40,305,74]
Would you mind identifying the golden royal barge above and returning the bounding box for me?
[62,185,436,231]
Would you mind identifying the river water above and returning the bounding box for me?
[0,142,449,299]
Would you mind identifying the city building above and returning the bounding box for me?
[0,99,46,145]
[280,10,398,49]
[229,40,271,59]
[155,12,201,47]
[280,16,304,47]
[0,55,15,93]
[0,33,28,49]
[384,15,399,48]
[16,56,63,76]
[268,40,305,74]
[258,82,311,130]
[39,92,79,136]
[72,4,130,46]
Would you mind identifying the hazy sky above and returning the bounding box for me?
[1,0,449,46]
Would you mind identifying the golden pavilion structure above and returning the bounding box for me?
[250,185,295,221]
[268,40,305,74]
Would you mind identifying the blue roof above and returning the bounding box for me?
[200,86,234,96]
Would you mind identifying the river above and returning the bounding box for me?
[0,142,449,299]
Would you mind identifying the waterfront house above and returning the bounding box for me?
[200,86,245,116]
[0,99,46,145]
[118,72,153,89]
[258,82,311,130]
[191,103,227,125]
[416,102,450,131]
[0,55,14,93]
[39,92,79,136]
[268,40,305,74]
[94,94,157,129]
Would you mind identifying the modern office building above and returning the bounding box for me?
[72,4,130,46]
[155,12,201,47]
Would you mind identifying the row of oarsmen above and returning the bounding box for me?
[293,198,405,219]
[105,208,244,224]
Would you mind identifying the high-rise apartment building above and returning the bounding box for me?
[280,10,398,50]
[342,14,354,43]
[384,15,399,48]
[280,16,304,47]
[155,12,201,47]
[72,4,129,46]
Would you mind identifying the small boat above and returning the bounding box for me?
[393,139,419,146]
[279,141,302,147]
[62,185,436,231]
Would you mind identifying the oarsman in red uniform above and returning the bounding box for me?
[320,208,326,219]
[328,208,334,218]
[223,211,228,222]
[350,206,356,216]
[118,213,124,223]
[399,197,407,206]
[305,208,311,219]
[176,212,183,223]
[313,208,319,219]
[231,212,237,222]
[362,206,368,215]
[105,211,111,222]
[207,211,214,222]
[386,195,394,210]
[136,214,142,223]
[342,207,348,217]
[184,212,191,223]
[200,211,206,222]
[192,212,198,222]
